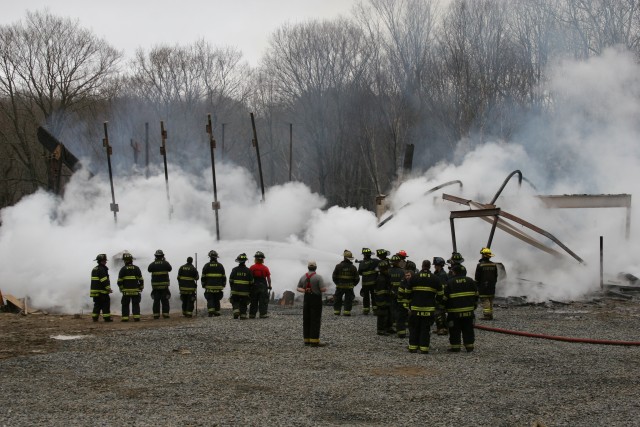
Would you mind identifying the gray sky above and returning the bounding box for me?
[2,0,359,66]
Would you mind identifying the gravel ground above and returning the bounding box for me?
[1,297,640,427]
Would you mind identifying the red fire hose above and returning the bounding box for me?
[474,324,640,346]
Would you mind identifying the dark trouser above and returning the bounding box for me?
[249,282,270,317]
[151,289,171,317]
[205,291,223,316]
[393,299,408,336]
[231,295,249,319]
[121,295,141,320]
[376,305,393,334]
[334,287,355,315]
[303,293,323,345]
[180,293,196,317]
[92,294,111,320]
[435,306,447,331]
[361,285,375,313]
[408,314,433,352]
[448,314,475,351]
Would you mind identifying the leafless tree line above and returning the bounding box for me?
[1,0,640,210]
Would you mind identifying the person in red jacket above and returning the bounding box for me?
[249,251,272,318]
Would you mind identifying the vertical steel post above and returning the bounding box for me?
[600,236,604,290]
[102,122,119,224]
[486,215,500,248]
[250,113,266,202]
[207,114,221,241]
[160,121,172,219]
[450,217,457,253]
[221,123,226,162]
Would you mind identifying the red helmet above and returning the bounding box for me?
[397,250,408,259]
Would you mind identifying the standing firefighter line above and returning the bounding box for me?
[117,253,144,322]
[475,248,500,320]
[229,253,254,319]
[332,250,360,316]
[90,254,113,322]
[201,250,226,317]
[148,249,173,319]
[178,257,199,318]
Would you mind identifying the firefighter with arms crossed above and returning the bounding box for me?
[118,252,143,322]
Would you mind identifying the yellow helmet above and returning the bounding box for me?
[480,247,494,257]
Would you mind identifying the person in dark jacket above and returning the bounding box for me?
[396,260,416,338]
[405,260,443,354]
[90,254,113,322]
[444,263,479,352]
[332,250,360,316]
[249,251,272,318]
[358,247,378,315]
[147,249,172,319]
[229,253,254,319]
[201,250,226,317]
[474,247,499,320]
[296,260,328,347]
[117,252,143,322]
[432,256,449,335]
[374,260,394,335]
[389,255,406,337]
[178,257,199,318]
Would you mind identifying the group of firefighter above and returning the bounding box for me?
[333,247,501,353]
[89,249,272,322]
[90,244,502,353]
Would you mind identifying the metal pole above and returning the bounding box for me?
[221,123,226,162]
[600,236,604,290]
[207,114,221,241]
[250,113,266,202]
[450,218,457,253]
[102,122,119,224]
[145,122,149,179]
[486,215,500,248]
[195,252,198,316]
[160,121,172,219]
[289,123,293,182]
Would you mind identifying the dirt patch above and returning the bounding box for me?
[0,312,196,360]
[370,365,436,377]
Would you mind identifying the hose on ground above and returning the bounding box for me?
[474,323,640,346]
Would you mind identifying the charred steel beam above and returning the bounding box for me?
[402,144,414,179]
[537,194,631,239]
[377,180,464,228]
[102,122,119,224]
[206,114,221,242]
[449,208,501,253]
[443,193,583,263]
[250,113,266,202]
[160,121,172,219]
[489,170,522,205]
[37,126,81,171]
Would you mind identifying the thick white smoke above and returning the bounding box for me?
[1,48,639,312]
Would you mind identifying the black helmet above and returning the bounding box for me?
[95,254,107,262]
[448,252,464,263]
[390,254,401,263]
[254,251,265,259]
[405,260,417,271]
[376,249,389,258]
[362,247,372,255]
[433,257,445,267]
[208,250,219,259]
[236,253,248,263]
[154,249,165,257]
[122,253,133,262]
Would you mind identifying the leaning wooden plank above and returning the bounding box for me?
[4,294,25,311]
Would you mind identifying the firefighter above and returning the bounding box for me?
[201,250,226,317]
[395,250,408,269]
[229,253,254,319]
[296,260,328,347]
[444,263,479,352]
[374,260,394,335]
[396,259,416,338]
[357,247,378,315]
[376,248,390,264]
[332,250,359,316]
[249,251,272,319]
[147,249,172,319]
[475,247,499,320]
[389,255,405,336]
[447,252,466,278]
[432,256,449,335]
[90,254,113,322]
[405,260,443,354]
[178,257,199,318]
[117,252,144,322]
